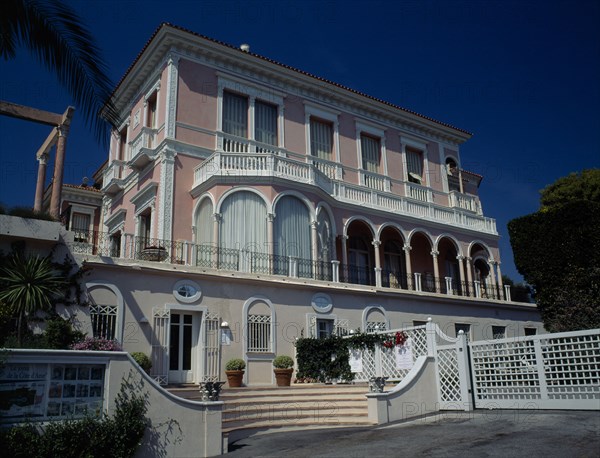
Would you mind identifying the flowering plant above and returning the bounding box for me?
[382,331,408,349]
[71,337,122,351]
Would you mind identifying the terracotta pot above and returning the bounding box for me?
[225,370,244,388]
[274,368,294,387]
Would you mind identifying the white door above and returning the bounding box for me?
[168,313,198,383]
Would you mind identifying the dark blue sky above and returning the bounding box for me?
[1,0,598,281]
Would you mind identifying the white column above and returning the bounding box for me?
[372,240,382,287]
[213,213,221,266]
[457,255,466,296]
[403,244,413,289]
[488,258,497,297]
[496,262,505,300]
[465,256,473,296]
[431,250,440,293]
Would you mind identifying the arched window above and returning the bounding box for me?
[87,283,124,342]
[195,198,213,245]
[245,300,273,353]
[220,191,267,253]
[383,240,406,288]
[364,306,388,333]
[274,195,311,277]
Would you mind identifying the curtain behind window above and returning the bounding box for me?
[220,191,267,253]
[361,135,380,172]
[255,101,277,146]
[274,196,311,260]
[195,198,213,245]
[223,91,248,137]
[310,118,333,160]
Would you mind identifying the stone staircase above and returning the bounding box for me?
[168,383,374,440]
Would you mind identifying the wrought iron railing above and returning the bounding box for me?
[69,230,511,301]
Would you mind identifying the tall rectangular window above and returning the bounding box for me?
[406,148,424,184]
[310,118,333,160]
[361,134,380,173]
[247,314,272,352]
[222,91,248,138]
[255,101,277,146]
[118,128,128,161]
[72,212,91,243]
[146,92,157,128]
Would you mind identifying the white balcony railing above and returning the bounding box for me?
[217,132,284,156]
[103,160,126,183]
[361,170,391,192]
[193,151,497,235]
[406,182,433,202]
[129,127,158,160]
[449,190,482,215]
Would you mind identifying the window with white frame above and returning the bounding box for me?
[310,118,333,160]
[146,90,158,129]
[247,314,272,352]
[255,100,278,146]
[90,303,118,340]
[118,127,128,161]
[71,212,91,243]
[361,134,381,173]
[406,147,424,184]
[524,327,537,336]
[222,91,248,138]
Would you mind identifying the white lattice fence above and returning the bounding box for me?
[470,328,600,409]
[151,306,170,385]
[437,345,462,406]
[351,326,428,382]
[201,312,221,382]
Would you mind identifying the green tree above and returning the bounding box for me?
[508,169,600,332]
[0,253,66,345]
[0,0,118,140]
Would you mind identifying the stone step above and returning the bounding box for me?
[222,415,374,434]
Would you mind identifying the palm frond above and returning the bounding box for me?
[0,0,119,144]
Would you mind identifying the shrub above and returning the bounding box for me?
[8,206,56,221]
[131,352,152,373]
[71,337,122,351]
[273,355,294,369]
[44,317,84,349]
[225,358,246,371]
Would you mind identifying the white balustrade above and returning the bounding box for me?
[129,127,157,160]
[406,182,433,202]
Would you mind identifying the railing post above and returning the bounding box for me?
[374,344,383,378]
[289,256,298,278]
[533,338,549,402]
[426,317,436,357]
[456,331,474,411]
[504,284,511,302]
[474,280,481,298]
[414,272,422,292]
[445,277,453,295]
[191,243,197,266]
[374,267,382,287]
[331,260,340,283]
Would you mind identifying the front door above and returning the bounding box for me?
[168,313,197,383]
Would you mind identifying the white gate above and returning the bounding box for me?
[469,328,600,410]
[201,312,221,382]
[151,306,170,385]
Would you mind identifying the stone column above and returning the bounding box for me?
[341,235,348,282]
[496,262,505,300]
[50,125,68,219]
[372,240,382,287]
[457,255,466,296]
[311,220,318,270]
[267,213,275,258]
[488,258,497,297]
[34,153,49,213]
[431,250,440,293]
[465,256,473,296]
[403,243,413,289]
[212,213,221,266]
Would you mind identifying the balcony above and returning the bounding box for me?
[68,230,517,303]
[102,160,126,195]
[128,127,158,169]
[449,190,482,215]
[193,151,497,235]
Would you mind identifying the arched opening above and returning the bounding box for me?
[364,306,388,332]
[344,220,375,285]
[445,157,461,193]
[470,242,495,298]
[219,190,267,270]
[410,232,435,292]
[274,195,312,277]
[380,226,407,289]
[438,237,461,294]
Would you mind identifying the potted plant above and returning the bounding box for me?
[225,358,246,387]
[273,355,294,387]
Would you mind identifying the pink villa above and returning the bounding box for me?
[57,23,540,386]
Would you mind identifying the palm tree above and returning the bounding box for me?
[0,0,119,141]
[0,253,67,345]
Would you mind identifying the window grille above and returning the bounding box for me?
[90,303,118,340]
[247,314,271,352]
[366,321,387,333]
[492,326,506,339]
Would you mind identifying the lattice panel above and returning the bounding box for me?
[540,333,600,399]
[470,340,541,401]
[334,319,349,336]
[352,349,378,382]
[366,322,387,332]
[437,347,462,402]
[380,347,411,381]
[151,307,170,385]
[202,312,221,382]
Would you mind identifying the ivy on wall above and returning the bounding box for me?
[295,333,389,382]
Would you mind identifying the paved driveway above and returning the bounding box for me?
[225,410,600,457]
